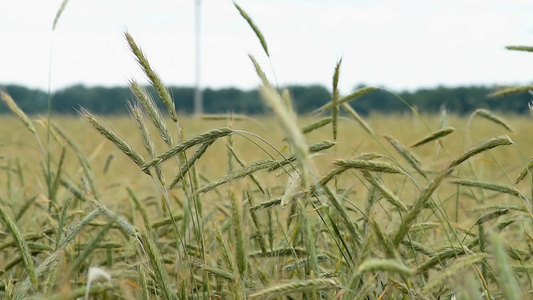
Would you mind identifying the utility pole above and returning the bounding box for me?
[194,0,203,115]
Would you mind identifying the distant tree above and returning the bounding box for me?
[288,85,330,113]
[52,85,130,114]
[1,83,531,115]
[1,85,47,113]
[169,87,195,113]
[204,88,242,113]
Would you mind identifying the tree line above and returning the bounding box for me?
[1,83,531,115]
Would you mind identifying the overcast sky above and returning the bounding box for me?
[1,0,532,94]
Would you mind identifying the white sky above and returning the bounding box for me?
[1,0,532,94]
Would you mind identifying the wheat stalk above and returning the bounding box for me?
[506,45,533,52]
[249,54,269,85]
[139,232,177,300]
[196,160,275,194]
[213,221,235,271]
[449,135,513,168]
[393,168,452,246]
[384,135,426,178]
[230,190,247,276]
[141,128,234,170]
[474,209,510,225]
[129,102,164,182]
[370,219,400,259]
[0,196,37,289]
[168,140,214,189]
[331,59,341,140]
[342,103,374,135]
[129,80,174,146]
[474,108,514,132]
[80,108,146,170]
[321,185,362,246]
[1,91,36,134]
[52,0,70,30]
[357,259,415,277]
[195,263,258,288]
[334,159,403,174]
[200,114,248,121]
[451,178,522,198]
[248,247,308,257]
[234,2,269,57]
[416,244,470,274]
[314,86,377,114]
[301,117,332,135]
[125,32,178,122]
[259,85,314,185]
[246,192,267,253]
[267,140,335,172]
[488,85,533,98]
[410,127,455,148]
[421,253,487,295]
[227,145,265,193]
[363,171,407,212]
[514,157,533,184]
[491,233,522,300]
[248,279,340,299]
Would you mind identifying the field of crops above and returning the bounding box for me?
[2,2,533,299]
[1,99,533,300]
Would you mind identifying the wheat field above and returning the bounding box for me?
[1,2,533,299]
[1,106,533,299]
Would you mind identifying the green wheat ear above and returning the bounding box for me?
[331,59,342,141]
[410,127,455,148]
[0,196,37,290]
[234,2,269,57]
[449,135,513,168]
[505,45,533,52]
[248,279,340,300]
[488,85,533,98]
[473,109,514,132]
[80,108,147,172]
[125,31,178,122]
[52,0,70,30]
[258,84,312,180]
[1,91,36,134]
